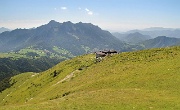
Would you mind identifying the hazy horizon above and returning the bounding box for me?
[1,0,180,32]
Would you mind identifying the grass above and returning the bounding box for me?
[52,46,74,58]
[0,46,73,60]
[0,46,180,109]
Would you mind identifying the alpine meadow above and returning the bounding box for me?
[0,46,180,109]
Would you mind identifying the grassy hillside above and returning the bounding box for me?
[0,46,180,110]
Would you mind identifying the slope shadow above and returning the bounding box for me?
[0,77,16,93]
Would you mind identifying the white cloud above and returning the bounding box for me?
[88,11,93,15]
[61,7,67,10]
[85,8,90,12]
[85,8,93,15]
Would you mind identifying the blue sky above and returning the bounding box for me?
[0,0,180,31]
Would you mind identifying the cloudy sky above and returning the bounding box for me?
[0,0,180,31]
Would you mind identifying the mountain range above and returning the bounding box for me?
[2,22,180,55]
[112,32,151,44]
[113,27,180,49]
[140,36,180,49]
[121,27,180,38]
[0,20,125,55]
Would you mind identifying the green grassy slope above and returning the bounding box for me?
[0,46,180,110]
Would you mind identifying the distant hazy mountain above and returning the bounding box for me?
[125,27,180,38]
[142,27,175,31]
[111,32,126,40]
[0,20,125,55]
[141,36,180,48]
[0,27,11,33]
[112,32,151,44]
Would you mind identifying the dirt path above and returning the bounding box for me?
[53,70,79,86]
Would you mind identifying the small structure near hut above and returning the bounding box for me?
[95,50,118,59]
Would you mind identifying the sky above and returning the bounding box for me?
[0,0,180,32]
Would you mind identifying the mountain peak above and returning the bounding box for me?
[49,20,58,23]
[47,20,60,26]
